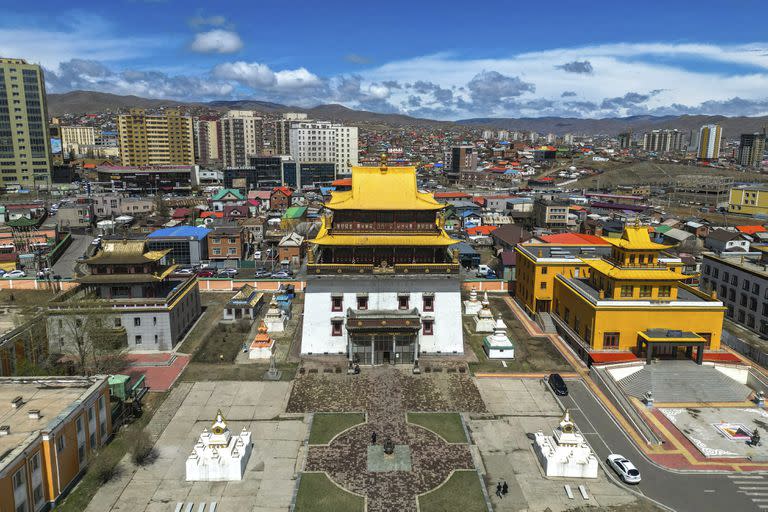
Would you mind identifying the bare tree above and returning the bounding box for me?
[54,304,127,376]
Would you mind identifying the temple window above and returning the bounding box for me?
[356,295,368,310]
[331,295,343,312]
[658,286,671,298]
[422,320,434,335]
[331,320,343,336]
[639,286,652,298]
[603,332,620,349]
[398,294,410,310]
[423,295,434,312]
[134,317,141,327]
[620,285,633,298]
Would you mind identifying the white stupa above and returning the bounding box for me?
[463,287,483,315]
[533,410,598,478]
[186,410,253,481]
[483,315,514,359]
[264,297,287,333]
[474,292,495,333]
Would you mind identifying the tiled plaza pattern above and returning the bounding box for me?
[291,368,486,512]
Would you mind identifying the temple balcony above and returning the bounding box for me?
[329,221,440,233]
[306,261,459,275]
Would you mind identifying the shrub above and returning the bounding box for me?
[126,429,156,466]
[89,455,120,484]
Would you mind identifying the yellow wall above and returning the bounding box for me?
[728,188,768,216]
[515,247,588,314]
[553,277,724,351]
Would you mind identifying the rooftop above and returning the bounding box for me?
[561,276,712,304]
[147,225,211,240]
[603,225,672,251]
[85,239,170,265]
[703,251,768,279]
[326,165,443,211]
[0,377,106,471]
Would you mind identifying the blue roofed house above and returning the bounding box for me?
[146,225,211,265]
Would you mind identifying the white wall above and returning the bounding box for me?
[302,288,463,356]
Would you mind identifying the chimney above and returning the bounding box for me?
[0,425,9,436]
[11,396,23,408]
[28,410,41,420]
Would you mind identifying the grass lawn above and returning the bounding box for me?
[56,392,167,512]
[418,470,486,512]
[407,412,466,443]
[294,472,364,512]
[179,361,297,382]
[0,289,57,306]
[309,412,366,445]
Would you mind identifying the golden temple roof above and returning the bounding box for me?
[583,259,683,280]
[602,225,672,251]
[85,239,171,265]
[325,165,443,211]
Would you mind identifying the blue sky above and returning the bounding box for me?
[3,0,768,119]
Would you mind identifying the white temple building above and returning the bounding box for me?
[186,410,253,481]
[533,411,598,478]
[463,287,483,315]
[483,315,514,359]
[264,297,287,333]
[474,292,496,333]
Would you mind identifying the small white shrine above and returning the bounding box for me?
[463,287,483,315]
[483,315,514,359]
[249,321,275,359]
[533,411,598,479]
[186,410,253,481]
[264,297,287,333]
[474,292,496,333]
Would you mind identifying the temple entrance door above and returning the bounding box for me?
[374,335,393,365]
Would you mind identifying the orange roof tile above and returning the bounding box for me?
[539,233,610,245]
[736,225,766,235]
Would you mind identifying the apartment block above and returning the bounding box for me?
[728,186,768,216]
[60,125,96,154]
[193,118,220,165]
[0,376,112,512]
[737,133,765,168]
[697,124,722,161]
[117,108,194,166]
[220,110,263,167]
[289,121,358,175]
[273,112,307,155]
[0,58,53,187]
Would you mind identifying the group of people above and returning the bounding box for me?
[495,481,509,499]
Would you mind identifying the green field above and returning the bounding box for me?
[407,412,467,443]
[309,412,366,444]
[418,470,486,512]
[294,473,365,512]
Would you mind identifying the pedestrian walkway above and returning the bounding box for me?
[728,473,768,510]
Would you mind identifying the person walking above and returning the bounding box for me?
[371,431,377,445]
[502,481,509,496]
[496,482,503,499]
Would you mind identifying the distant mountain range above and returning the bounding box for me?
[47,90,768,136]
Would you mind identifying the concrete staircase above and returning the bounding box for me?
[616,361,752,403]
[537,312,557,334]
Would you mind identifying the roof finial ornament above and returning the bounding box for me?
[380,153,388,173]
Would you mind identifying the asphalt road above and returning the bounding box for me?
[52,233,93,278]
[561,379,764,512]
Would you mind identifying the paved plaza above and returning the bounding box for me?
[472,378,641,512]
[87,381,305,512]
[661,407,768,459]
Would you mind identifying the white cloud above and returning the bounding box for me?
[190,29,243,54]
[213,61,275,87]
[275,68,322,89]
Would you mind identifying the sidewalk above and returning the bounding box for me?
[501,295,768,473]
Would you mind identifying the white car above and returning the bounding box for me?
[607,454,641,484]
[174,268,195,275]
[3,270,26,279]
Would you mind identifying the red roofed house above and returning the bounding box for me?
[538,233,610,245]
[467,225,498,237]
[270,187,293,211]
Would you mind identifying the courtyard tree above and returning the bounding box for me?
[54,302,127,376]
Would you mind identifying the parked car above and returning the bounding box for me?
[218,268,238,277]
[3,270,27,279]
[174,268,195,275]
[197,270,215,277]
[254,270,271,278]
[253,251,262,260]
[547,373,568,396]
[271,271,291,279]
[607,454,641,484]
[0,269,6,277]
[91,237,102,245]
[484,270,498,279]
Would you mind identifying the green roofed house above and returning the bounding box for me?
[482,315,515,359]
[211,188,246,212]
[281,206,308,230]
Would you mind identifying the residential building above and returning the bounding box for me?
[617,132,631,150]
[737,133,765,168]
[289,121,358,175]
[696,124,722,161]
[224,156,288,190]
[92,194,154,218]
[96,165,197,195]
[146,226,210,265]
[220,110,263,167]
[701,249,768,336]
[278,232,304,266]
[444,145,477,182]
[193,118,220,165]
[533,198,574,232]
[0,376,112,512]
[0,58,53,187]
[208,225,245,260]
[284,161,337,189]
[704,229,751,253]
[210,188,245,212]
[641,129,684,153]
[517,226,725,364]
[117,109,194,166]
[48,239,202,351]
[270,187,293,211]
[60,126,96,155]
[302,161,463,361]
[728,186,768,216]
[56,200,94,229]
[273,112,307,155]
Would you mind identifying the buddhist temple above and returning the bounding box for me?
[46,238,202,351]
[302,158,463,363]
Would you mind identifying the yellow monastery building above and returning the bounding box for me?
[0,376,112,512]
[516,226,726,364]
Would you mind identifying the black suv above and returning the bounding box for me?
[548,373,569,396]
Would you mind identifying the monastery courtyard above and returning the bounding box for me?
[84,369,649,512]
